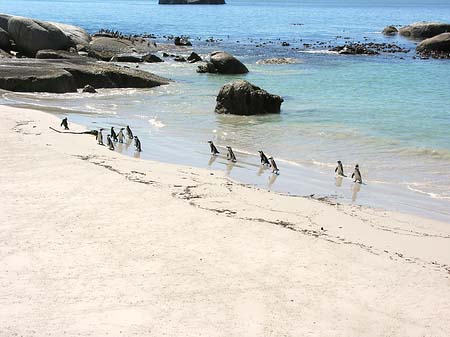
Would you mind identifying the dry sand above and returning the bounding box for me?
[1,105,450,337]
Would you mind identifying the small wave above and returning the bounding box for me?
[398,147,450,161]
[407,184,450,200]
[299,49,337,55]
[148,117,165,128]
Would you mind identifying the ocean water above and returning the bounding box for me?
[1,0,450,221]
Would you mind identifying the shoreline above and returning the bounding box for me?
[2,104,450,336]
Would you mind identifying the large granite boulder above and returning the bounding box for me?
[7,16,70,56]
[0,14,11,31]
[0,27,10,50]
[215,80,283,115]
[382,25,398,36]
[399,22,450,40]
[417,33,450,52]
[50,22,91,47]
[88,36,157,61]
[198,51,248,74]
[0,59,170,93]
[159,0,225,4]
[36,49,85,59]
[110,53,144,62]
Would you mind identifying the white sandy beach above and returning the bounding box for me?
[1,105,450,336]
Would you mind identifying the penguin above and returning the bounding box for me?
[269,157,279,174]
[118,128,125,143]
[258,150,271,166]
[107,135,115,151]
[335,160,346,177]
[134,136,142,152]
[208,141,220,155]
[226,146,237,162]
[97,128,104,145]
[60,117,69,130]
[126,125,134,139]
[110,127,118,142]
[351,164,362,183]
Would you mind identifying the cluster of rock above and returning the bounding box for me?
[197,51,248,74]
[383,22,450,59]
[331,42,408,55]
[256,57,300,65]
[215,80,283,115]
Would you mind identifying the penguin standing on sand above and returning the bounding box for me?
[107,135,115,151]
[126,125,134,140]
[110,127,118,142]
[97,128,104,145]
[226,146,237,162]
[208,141,220,155]
[335,160,346,177]
[351,164,362,183]
[269,157,279,174]
[134,136,142,152]
[118,128,125,143]
[60,117,69,130]
[258,150,271,166]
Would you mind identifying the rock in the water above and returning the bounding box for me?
[82,84,97,93]
[174,55,186,62]
[159,0,225,4]
[50,22,91,47]
[417,33,450,52]
[174,36,192,46]
[187,51,202,63]
[215,80,283,115]
[256,57,300,65]
[88,36,157,61]
[331,44,378,55]
[399,22,450,40]
[0,59,170,93]
[36,49,85,59]
[202,51,248,74]
[382,25,398,36]
[7,16,70,56]
[142,54,163,63]
[110,53,144,62]
[0,27,10,50]
[196,61,217,73]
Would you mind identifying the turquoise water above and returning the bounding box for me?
[1,0,450,220]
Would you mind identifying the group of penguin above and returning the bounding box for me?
[208,141,363,183]
[60,117,142,152]
[61,117,363,183]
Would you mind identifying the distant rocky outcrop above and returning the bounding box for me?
[331,43,408,55]
[0,59,170,93]
[159,0,225,4]
[416,33,450,59]
[197,51,248,74]
[256,57,300,65]
[399,22,450,40]
[382,25,398,36]
[215,80,283,115]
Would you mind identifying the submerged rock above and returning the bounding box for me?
[215,80,283,115]
[197,51,248,74]
[399,22,450,40]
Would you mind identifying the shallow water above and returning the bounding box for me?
[1,0,450,221]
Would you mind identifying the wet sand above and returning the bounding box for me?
[1,105,450,337]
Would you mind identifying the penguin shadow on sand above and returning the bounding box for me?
[268,173,278,190]
[351,182,361,202]
[208,155,218,167]
[335,175,344,187]
[225,161,236,176]
[133,151,141,159]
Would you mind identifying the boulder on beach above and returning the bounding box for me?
[197,51,248,74]
[215,80,283,115]
[82,84,97,93]
[50,22,91,47]
[7,16,70,56]
[36,49,85,60]
[88,36,157,61]
[0,27,11,50]
[0,59,170,93]
[159,0,225,4]
[417,33,450,53]
[187,51,202,63]
[399,22,450,40]
[143,54,163,63]
[382,25,398,36]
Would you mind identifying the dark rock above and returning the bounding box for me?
[399,22,450,40]
[159,0,225,4]
[174,36,192,46]
[0,27,10,50]
[209,51,248,74]
[0,48,12,58]
[36,49,85,60]
[417,33,450,59]
[174,55,186,62]
[382,25,398,36]
[110,53,144,62]
[0,14,11,31]
[187,51,202,63]
[82,84,97,93]
[215,80,283,115]
[142,54,163,63]
[281,41,290,46]
[331,44,378,55]
[162,52,170,57]
[0,59,170,93]
[196,61,218,73]
[7,16,70,56]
